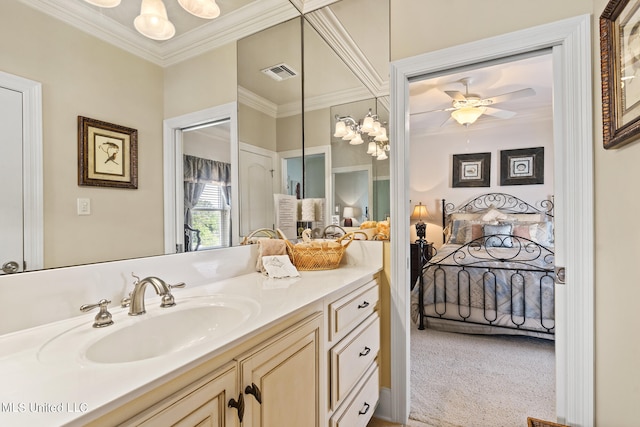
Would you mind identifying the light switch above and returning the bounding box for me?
[77,198,91,215]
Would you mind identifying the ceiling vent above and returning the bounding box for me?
[261,63,298,81]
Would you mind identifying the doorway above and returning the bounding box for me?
[407,51,555,424]
[0,71,42,273]
[388,15,594,426]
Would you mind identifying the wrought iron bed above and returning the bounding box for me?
[410,193,556,339]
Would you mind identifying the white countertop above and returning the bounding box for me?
[0,264,380,426]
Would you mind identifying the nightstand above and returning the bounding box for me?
[410,241,433,290]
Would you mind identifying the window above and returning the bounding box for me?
[191,183,230,248]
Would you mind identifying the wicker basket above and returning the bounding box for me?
[277,229,354,271]
[527,417,568,427]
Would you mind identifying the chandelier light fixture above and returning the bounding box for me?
[334,109,390,161]
[84,0,221,41]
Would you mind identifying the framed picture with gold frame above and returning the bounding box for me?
[601,0,640,149]
[78,116,138,189]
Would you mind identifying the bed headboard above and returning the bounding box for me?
[441,193,554,244]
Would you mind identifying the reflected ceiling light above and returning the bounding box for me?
[178,0,220,19]
[334,109,390,161]
[84,0,121,6]
[84,0,223,41]
[451,106,486,126]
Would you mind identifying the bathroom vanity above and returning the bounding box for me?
[0,241,382,427]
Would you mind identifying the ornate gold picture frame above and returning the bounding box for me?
[78,116,138,189]
[601,0,640,149]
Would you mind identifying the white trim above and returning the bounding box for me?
[0,71,43,271]
[163,103,239,253]
[278,145,332,222]
[389,14,593,426]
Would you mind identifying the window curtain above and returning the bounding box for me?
[183,155,231,225]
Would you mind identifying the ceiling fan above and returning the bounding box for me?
[414,77,536,126]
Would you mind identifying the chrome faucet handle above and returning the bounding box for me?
[80,299,114,328]
[169,282,186,290]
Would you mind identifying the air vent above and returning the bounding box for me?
[261,63,298,81]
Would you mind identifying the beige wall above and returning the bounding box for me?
[1,1,165,268]
[163,44,237,119]
[392,1,640,425]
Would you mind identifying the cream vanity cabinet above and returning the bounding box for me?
[113,312,322,427]
[325,277,380,427]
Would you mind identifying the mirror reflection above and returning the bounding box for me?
[1,0,390,272]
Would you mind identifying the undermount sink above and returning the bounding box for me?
[38,295,260,364]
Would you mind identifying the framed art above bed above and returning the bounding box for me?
[452,152,491,188]
[500,147,544,186]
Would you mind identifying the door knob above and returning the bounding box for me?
[2,261,19,274]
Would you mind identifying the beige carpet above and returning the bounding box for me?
[410,326,556,427]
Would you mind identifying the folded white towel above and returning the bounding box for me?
[261,255,300,278]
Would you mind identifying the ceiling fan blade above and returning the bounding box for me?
[410,106,455,116]
[444,90,466,102]
[484,88,535,105]
[483,107,517,119]
[440,115,455,127]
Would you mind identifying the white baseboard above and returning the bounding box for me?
[374,387,392,421]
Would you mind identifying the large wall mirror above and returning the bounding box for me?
[1,0,389,274]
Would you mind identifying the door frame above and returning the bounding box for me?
[0,71,43,271]
[163,102,239,252]
[388,15,594,425]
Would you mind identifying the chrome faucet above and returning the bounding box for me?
[128,275,185,316]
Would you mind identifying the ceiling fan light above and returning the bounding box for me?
[134,0,176,41]
[178,0,221,19]
[333,121,347,138]
[451,106,485,126]
[350,133,364,145]
[84,0,121,7]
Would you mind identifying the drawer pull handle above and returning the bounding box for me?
[358,402,371,415]
[359,346,371,357]
[228,393,245,422]
[245,382,262,404]
[357,301,370,309]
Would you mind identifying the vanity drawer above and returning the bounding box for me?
[330,363,379,427]
[330,313,379,408]
[328,279,378,343]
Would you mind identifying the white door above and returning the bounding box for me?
[0,86,24,274]
[239,147,275,235]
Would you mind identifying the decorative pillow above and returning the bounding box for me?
[447,219,468,244]
[482,208,508,222]
[512,223,532,240]
[483,223,513,248]
[504,213,545,222]
[529,221,554,246]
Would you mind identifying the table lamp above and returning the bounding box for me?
[411,202,429,241]
[343,207,355,227]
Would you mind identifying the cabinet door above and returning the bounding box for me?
[126,363,239,427]
[239,314,321,427]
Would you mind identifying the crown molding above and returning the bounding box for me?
[305,7,388,98]
[238,86,279,118]
[18,0,300,67]
[289,0,338,14]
